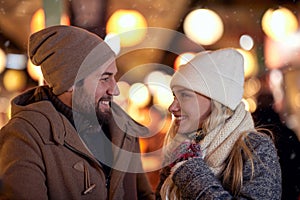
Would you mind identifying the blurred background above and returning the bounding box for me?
[0,0,300,198]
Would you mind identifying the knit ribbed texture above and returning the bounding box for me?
[170,48,244,110]
[28,25,115,95]
[160,102,256,199]
[202,102,255,175]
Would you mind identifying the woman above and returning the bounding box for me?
[156,48,282,199]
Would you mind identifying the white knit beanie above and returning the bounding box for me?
[170,48,244,110]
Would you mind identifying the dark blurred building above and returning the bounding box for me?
[252,92,300,200]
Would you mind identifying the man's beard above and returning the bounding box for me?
[96,99,112,126]
[72,86,113,126]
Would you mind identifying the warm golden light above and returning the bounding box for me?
[174,52,195,71]
[244,97,257,113]
[31,9,70,34]
[114,81,130,109]
[183,9,224,45]
[144,71,173,109]
[153,86,173,109]
[0,48,6,74]
[129,83,151,108]
[262,7,298,41]
[106,9,148,47]
[236,49,258,78]
[30,8,45,33]
[27,59,43,83]
[294,93,300,108]
[144,71,166,94]
[60,13,70,25]
[3,69,27,92]
[244,77,261,98]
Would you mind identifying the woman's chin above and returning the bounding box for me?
[176,127,198,135]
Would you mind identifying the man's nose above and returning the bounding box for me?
[107,80,120,96]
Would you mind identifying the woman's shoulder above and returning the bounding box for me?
[245,132,277,154]
[247,131,273,144]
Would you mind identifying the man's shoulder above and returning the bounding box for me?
[1,103,67,144]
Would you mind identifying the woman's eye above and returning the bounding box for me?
[180,93,189,98]
[100,77,110,81]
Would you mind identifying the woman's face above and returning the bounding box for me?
[168,86,211,134]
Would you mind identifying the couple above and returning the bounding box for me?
[0,25,281,199]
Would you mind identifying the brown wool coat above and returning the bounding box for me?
[0,88,155,200]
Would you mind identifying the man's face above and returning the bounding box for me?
[73,58,120,123]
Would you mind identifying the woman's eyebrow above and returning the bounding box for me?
[101,72,113,76]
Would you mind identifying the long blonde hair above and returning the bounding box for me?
[161,100,259,198]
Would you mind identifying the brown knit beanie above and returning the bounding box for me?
[28,25,115,95]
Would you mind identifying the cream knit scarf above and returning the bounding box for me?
[203,102,255,175]
[161,102,255,199]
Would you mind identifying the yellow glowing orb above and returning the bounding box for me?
[262,7,298,41]
[183,9,224,45]
[30,8,45,33]
[129,83,150,108]
[174,52,195,71]
[0,48,6,74]
[3,69,27,92]
[106,9,148,47]
[27,59,43,82]
[236,49,258,78]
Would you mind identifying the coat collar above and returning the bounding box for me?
[11,87,149,193]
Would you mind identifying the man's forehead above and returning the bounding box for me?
[91,58,117,76]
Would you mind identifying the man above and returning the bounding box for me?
[0,25,154,200]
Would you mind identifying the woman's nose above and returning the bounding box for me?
[168,99,180,113]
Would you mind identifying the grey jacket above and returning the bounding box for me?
[159,133,282,199]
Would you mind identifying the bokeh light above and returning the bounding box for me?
[30,9,70,34]
[294,93,300,108]
[183,9,224,45]
[60,13,70,25]
[129,82,151,108]
[153,86,173,109]
[106,9,148,47]
[144,70,167,94]
[269,69,284,107]
[244,77,261,98]
[104,33,121,55]
[27,59,43,83]
[6,54,27,70]
[239,34,254,51]
[30,8,45,33]
[244,97,257,113]
[3,69,27,92]
[0,48,6,74]
[114,81,131,109]
[0,97,10,113]
[236,49,258,78]
[174,52,195,71]
[262,7,298,41]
